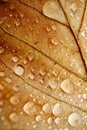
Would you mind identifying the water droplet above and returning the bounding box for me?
[51,24,57,31]
[13,65,25,76]
[23,102,37,115]
[42,103,51,113]
[9,95,20,105]
[53,103,63,116]
[12,86,19,92]
[0,84,4,90]
[51,38,59,45]
[71,3,77,12]
[7,23,11,28]
[1,116,5,120]
[0,71,5,77]
[54,117,60,125]
[0,46,5,54]
[10,4,15,10]
[48,79,58,89]
[5,77,12,83]
[68,112,81,127]
[28,52,35,61]
[36,115,42,122]
[19,11,24,18]
[81,31,86,37]
[0,101,4,106]
[60,79,74,94]
[9,13,13,17]
[23,58,28,64]
[47,117,52,124]
[35,19,39,23]
[12,56,19,63]
[39,69,47,76]
[39,79,44,84]
[9,112,18,122]
[46,26,51,32]
[0,17,7,25]
[28,72,35,80]
[14,19,21,27]
[83,94,87,100]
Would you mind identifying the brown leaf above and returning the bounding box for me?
[0,0,87,130]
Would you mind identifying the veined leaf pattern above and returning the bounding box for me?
[0,0,87,129]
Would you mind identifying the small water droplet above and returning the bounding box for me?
[12,86,19,92]
[51,24,57,31]
[48,79,58,89]
[0,71,5,77]
[47,117,52,124]
[51,38,59,45]
[5,77,12,83]
[9,112,18,122]
[71,3,77,12]
[46,26,51,32]
[10,95,20,105]
[42,103,51,113]
[35,19,39,23]
[23,58,28,64]
[39,69,47,76]
[9,13,13,17]
[13,65,25,76]
[0,84,4,90]
[54,117,61,125]
[12,56,19,63]
[28,52,35,61]
[60,79,74,94]
[23,102,37,115]
[7,23,11,28]
[10,4,15,10]
[53,103,63,116]
[0,17,7,25]
[14,19,21,27]
[36,115,42,122]
[39,78,44,84]
[0,46,5,54]
[19,11,24,18]
[28,72,35,80]
[0,101,4,106]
